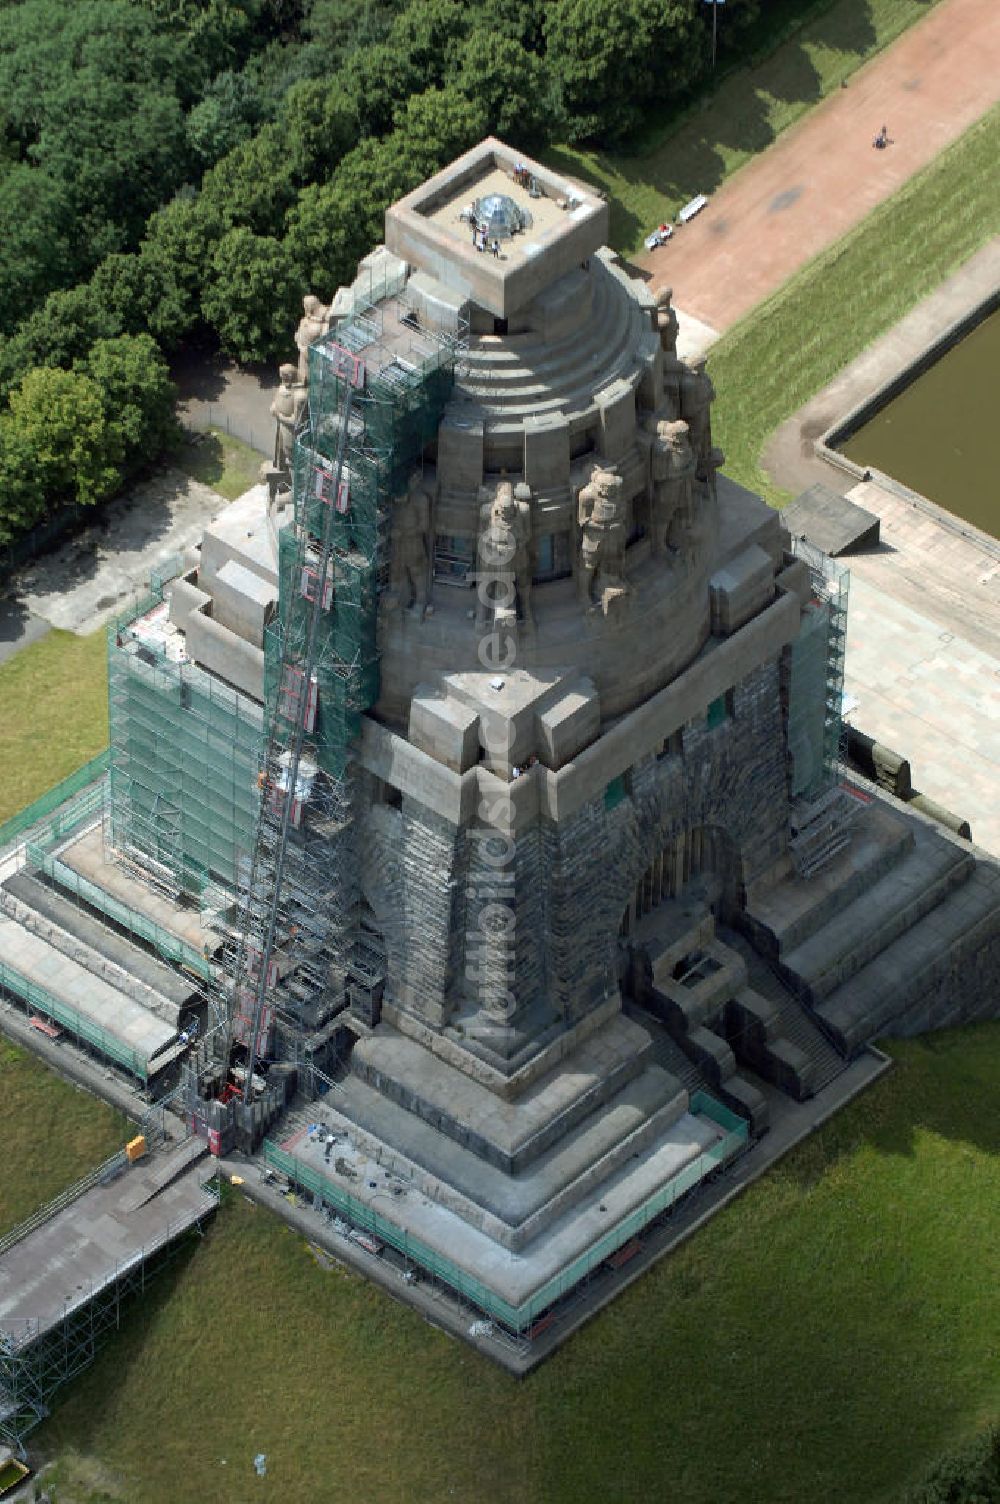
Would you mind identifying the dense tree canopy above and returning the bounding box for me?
[79,335,179,481]
[0,0,767,551]
[0,167,77,334]
[544,0,701,142]
[201,228,302,363]
[7,367,119,509]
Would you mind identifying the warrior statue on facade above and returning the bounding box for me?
[577,468,629,611]
[295,294,331,385]
[646,418,696,557]
[475,481,534,631]
[389,473,431,618]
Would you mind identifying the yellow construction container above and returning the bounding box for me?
[126,1134,147,1163]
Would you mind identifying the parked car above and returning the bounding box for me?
[644,223,674,250]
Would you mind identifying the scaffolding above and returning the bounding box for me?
[189,288,465,1138]
[787,539,849,803]
[786,540,855,876]
[0,1185,218,1453]
[106,569,264,903]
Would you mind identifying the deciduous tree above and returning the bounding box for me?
[80,336,178,481]
[201,228,301,363]
[7,367,120,508]
[0,167,78,334]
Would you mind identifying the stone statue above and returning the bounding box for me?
[652,285,686,418]
[475,481,534,631]
[577,468,629,609]
[678,357,716,480]
[295,294,331,384]
[652,285,679,358]
[270,363,307,473]
[389,474,431,617]
[646,418,695,556]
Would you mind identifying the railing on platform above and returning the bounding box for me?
[0,1151,128,1262]
[263,1095,747,1334]
[0,1176,220,1450]
[25,845,213,981]
[0,959,149,1082]
[0,751,109,856]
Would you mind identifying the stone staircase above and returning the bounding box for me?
[712,926,848,1094]
[778,825,973,1005]
[628,900,856,1125]
[456,255,653,428]
[626,1004,705,1094]
[745,803,999,1055]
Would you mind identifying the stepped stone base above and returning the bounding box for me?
[815,860,1000,1052]
[279,1094,729,1312]
[291,1010,730,1268]
[335,1012,692,1248]
[351,1013,654,1172]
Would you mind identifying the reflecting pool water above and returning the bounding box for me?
[841,308,998,538]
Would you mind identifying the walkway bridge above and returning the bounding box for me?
[0,1135,218,1451]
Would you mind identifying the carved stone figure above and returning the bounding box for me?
[270,363,307,473]
[390,474,431,616]
[646,418,695,556]
[652,285,685,417]
[577,468,628,608]
[476,481,533,630]
[652,285,679,358]
[678,356,716,479]
[295,294,331,384]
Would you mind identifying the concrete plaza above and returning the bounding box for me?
[844,572,1000,858]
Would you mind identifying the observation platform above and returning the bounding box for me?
[386,138,608,319]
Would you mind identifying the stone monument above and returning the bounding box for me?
[295,294,331,384]
[645,417,695,557]
[270,362,306,472]
[475,479,534,631]
[52,138,997,1363]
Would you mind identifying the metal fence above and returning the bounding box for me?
[0,751,109,857]
[0,958,150,1082]
[0,1150,128,1261]
[182,406,270,459]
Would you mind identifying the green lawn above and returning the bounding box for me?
[0,432,263,827]
[0,629,108,823]
[172,426,264,503]
[29,1024,1000,1504]
[710,104,1000,504]
[0,1037,129,1238]
[545,0,945,256]
[2,10,997,1496]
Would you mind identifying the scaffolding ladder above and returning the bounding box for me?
[214,356,362,1103]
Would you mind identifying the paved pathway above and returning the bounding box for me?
[14,470,224,637]
[0,599,49,665]
[641,0,1000,333]
[171,347,275,458]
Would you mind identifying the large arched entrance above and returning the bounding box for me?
[619,824,742,939]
